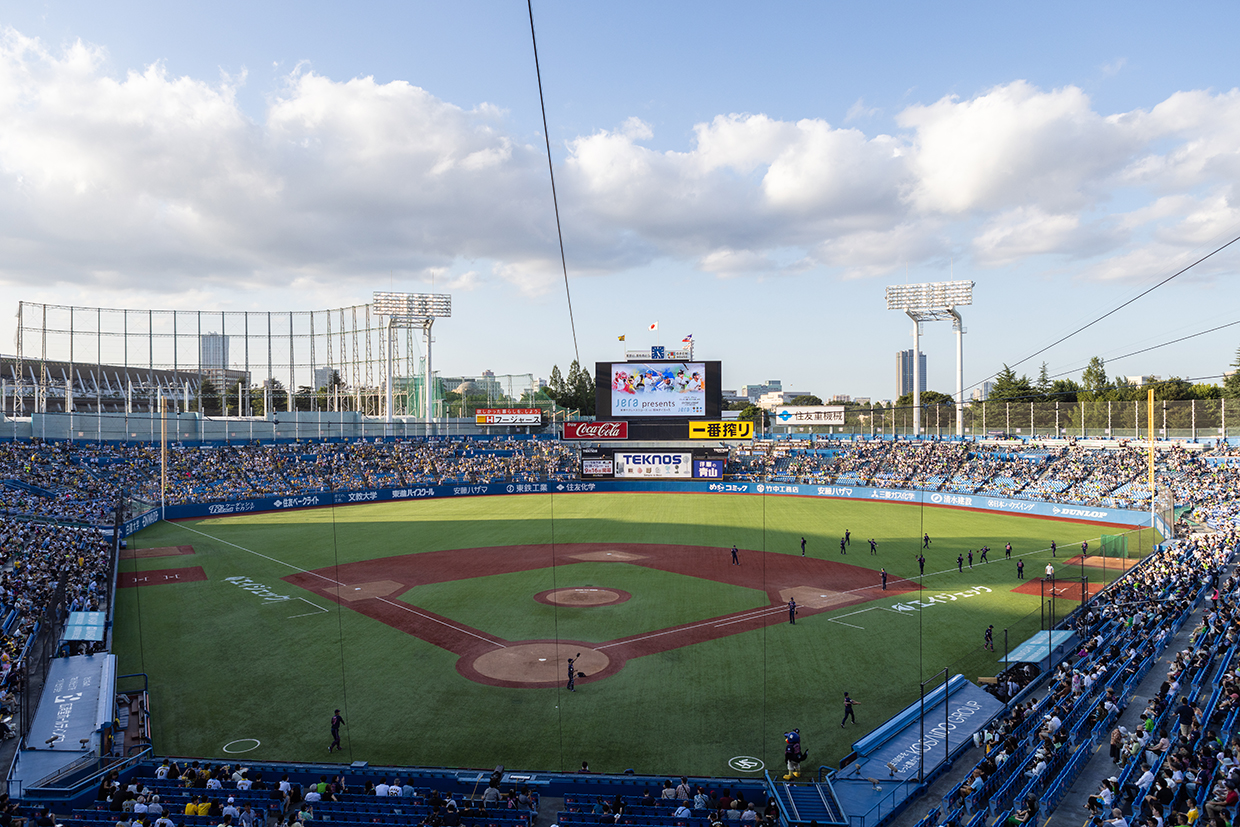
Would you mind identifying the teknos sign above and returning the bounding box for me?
[563,421,628,440]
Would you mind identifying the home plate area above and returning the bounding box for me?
[282,542,919,688]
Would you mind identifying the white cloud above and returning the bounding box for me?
[0,27,1239,315]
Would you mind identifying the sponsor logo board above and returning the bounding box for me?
[688,420,753,439]
[614,452,692,478]
[475,408,541,425]
[563,421,629,440]
[775,405,845,425]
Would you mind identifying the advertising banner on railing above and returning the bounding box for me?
[153,479,1154,528]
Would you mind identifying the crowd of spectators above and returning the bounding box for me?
[1,436,1238,517]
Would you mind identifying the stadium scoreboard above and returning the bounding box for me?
[592,360,726,441]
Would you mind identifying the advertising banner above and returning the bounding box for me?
[614,451,692,478]
[688,420,753,439]
[775,406,845,425]
[694,459,725,479]
[610,363,705,417]
[563,421,628,440]
[475,408,541,425]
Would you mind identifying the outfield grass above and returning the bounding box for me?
[113,492,1135,777]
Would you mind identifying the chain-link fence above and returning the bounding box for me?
[780,398,1240,440]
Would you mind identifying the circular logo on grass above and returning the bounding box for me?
[223,738,261,754]
[728,756,764,772]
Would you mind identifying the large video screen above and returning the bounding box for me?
[609,363,706,417]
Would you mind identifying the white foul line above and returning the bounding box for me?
[171,521,504,648]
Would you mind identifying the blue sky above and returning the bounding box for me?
[2,1,1239,401]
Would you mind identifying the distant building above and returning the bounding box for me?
[1122,375,1158,386]
[971,381,996,402]
[896,350,927,397]
[852,397,871,406]
[199,333,249,393]
[828,394,851,404]
[757,390,810,410]
[740,380,782,402]
[313,366,340,390]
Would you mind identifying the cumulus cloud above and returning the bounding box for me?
[0,26,1238,311]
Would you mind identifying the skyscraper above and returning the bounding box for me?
[896,350,927,397]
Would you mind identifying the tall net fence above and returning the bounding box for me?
[789,398,1240,440]
[3,301,427,417]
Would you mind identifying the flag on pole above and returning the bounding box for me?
[649,322,658,331]
[682,333,693,343]
[617,335,625,342]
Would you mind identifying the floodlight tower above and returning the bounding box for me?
[885,280,974,437]
[371,292,452,433]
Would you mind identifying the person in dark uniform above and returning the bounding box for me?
[923,533,931,548]
[329,709,345,753]
[1017,559,1025,579]
[1005,542,1012,559]
[869,538,877,555]
[880,568,888,590]
[980,546,989,564]
[957,553,964,572]
[800,537,806,557]
[917,553,926,575]
[967,550,973,569]
[984,625,995,652]
[567,653,581,691]
[1050,540,1056,557]
[788,599,797,625]
[839,537,846,554]
[845,529,851,546]
[731,545,739,565]
[1080,540,1087,555]
[840,693,859,727]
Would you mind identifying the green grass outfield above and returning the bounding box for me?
[113,492,1141,777]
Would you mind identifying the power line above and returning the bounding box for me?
[1049,318,1240,381]
[971,232,1240,392]
[527,0,580,364]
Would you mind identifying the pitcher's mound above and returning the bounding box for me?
[778,586,857,609]
[469,643,610,687]
[535,588,631,607]
[570,550,647,562]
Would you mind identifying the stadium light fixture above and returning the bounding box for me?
[885,280,974,438]
[372,292,452,431]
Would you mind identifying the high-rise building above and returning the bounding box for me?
[896,350,927,398]
[200,332,228,371]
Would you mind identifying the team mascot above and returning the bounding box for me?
[783,729,809,780]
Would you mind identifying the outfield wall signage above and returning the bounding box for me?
[775,406,844,425]
[614,452,692,478]
[688,421,753,439]
[156,480,1154,529]
[563,421,628,440]
[475,408,541,425]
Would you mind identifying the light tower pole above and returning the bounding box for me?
[371,292,452,435]
[886,280,974,438]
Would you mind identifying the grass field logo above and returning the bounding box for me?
[728,756,764,772]
[223,576,292,603]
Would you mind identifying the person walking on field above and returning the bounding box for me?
[1017,559,1025,579]
[984,625,995,652]
[917,553,926,576]
[923,533,931,549]
[957,553,964,573]
[329,710,345,753]
[1050,540,1056,557]
[840,693,859,727]
[731,545,739,565]
[880,568,888,590]
[788,599,797,625]
[840,537,846,555]
[567,653,581,692]
[869,538,877,555]
[845,529,851,546]
[1005,542,1012,559]
[801,537,806,557]
[967,550,974,569]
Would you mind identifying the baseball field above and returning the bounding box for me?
[112,491,1145,777]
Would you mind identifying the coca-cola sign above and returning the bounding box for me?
[563,421,628,440]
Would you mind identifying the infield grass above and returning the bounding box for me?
[113,492,1141,776]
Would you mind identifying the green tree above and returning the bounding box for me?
[789,394,823,406]
[1035,362,1051,398]
[894,390,954,407]
[1191,383,1223,399]
[737,404,769,428]
[547,365,566,402]
[198,379,221,416]
[1048,378,1080,403]
[1080,356,1109,398]
[1225,346,1240,399]
[990,365,1034,400]
[266,379,289,413]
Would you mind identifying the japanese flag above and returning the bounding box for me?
[649,322,658,331]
